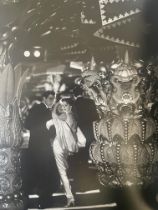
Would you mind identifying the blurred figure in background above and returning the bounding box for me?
[24,91,60,208]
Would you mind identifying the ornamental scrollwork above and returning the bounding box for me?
[81,53,158,187]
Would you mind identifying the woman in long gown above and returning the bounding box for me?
[46,98,86,207]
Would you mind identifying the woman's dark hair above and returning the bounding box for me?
[61,97,79,121]
[42,91,55,99]
[61,97,74,107]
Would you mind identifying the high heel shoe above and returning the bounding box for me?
[65,197,75,207]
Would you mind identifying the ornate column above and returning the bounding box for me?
[0,40,25,209]
[81,54,158,188]
[0,102,24,210]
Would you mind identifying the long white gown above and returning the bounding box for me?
[46,112,86,199]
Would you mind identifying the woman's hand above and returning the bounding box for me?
[46,119,54,130]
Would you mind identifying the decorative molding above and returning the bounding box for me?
[98,0,141,27]
[60,42,79,51]
[65,49,87,55]
[97,0,142,46]
[95,32,139,48]
[94,14,140,47]
[101,9,140,26]
[81,11,96,24]
[99,0,139,6]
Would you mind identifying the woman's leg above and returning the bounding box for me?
[53,146,74,199]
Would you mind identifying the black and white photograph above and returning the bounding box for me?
[1,0,158,210]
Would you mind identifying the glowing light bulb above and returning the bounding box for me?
[24,50,30,57]
[34,50,41,58]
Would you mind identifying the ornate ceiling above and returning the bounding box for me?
[0,0,157,63]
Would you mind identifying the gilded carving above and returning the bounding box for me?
[82,54,158,187]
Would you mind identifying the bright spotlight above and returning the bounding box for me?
[24,50,30,57]
[34,50,41,58]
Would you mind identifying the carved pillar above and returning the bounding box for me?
[0,40,25,209]
[0,101,24,210]
[81,55,158,188]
